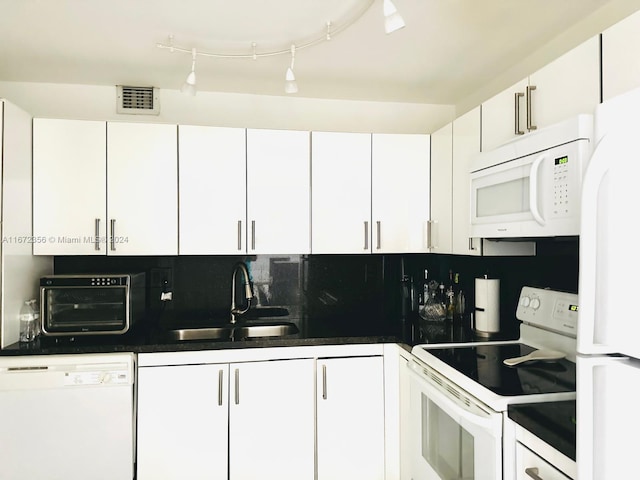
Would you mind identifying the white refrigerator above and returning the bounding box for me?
[577,86,640,479]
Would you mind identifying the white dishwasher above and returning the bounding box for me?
[0,352,135,480]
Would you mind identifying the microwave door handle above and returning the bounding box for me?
[529,154,547,226]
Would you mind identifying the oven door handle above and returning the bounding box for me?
[408,359,502,435]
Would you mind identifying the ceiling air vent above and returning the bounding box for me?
[116,86,160,115]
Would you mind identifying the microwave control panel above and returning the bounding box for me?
[553,155,572,217]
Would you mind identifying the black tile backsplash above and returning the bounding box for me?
[54,237,578,343]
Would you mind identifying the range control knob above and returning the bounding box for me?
[530,298,541,310]
[100,373,112,384]
[520,296,531,307]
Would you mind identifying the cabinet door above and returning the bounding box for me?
[429,123,453,254]
[311,132,371,253]
[137,364,229,480]
[452,107,482,256]
[602,9,640,101]
[229,359,315,480]
[529,35,600,129]
[246,129,310,254]
[481,78,529,152]
[179,125,247,254]
[107,122,178,255]
[33,119,106,255]
[372,134,430,253]
[317,356,385,480]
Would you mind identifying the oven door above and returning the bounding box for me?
[408,359,502,480]
[41,285,130,335]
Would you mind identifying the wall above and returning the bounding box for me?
[0,81,454,134]
[0,100,53,348]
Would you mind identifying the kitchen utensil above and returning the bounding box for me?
[503,349,566,366]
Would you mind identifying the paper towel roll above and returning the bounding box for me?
[474,277,500,336]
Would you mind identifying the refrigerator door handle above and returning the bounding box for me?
[578,134,614,354]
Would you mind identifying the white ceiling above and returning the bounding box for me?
[0,0,633,105]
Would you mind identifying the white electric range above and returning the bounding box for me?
[407,286,578,480]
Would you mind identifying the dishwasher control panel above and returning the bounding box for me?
[64,369,130,386]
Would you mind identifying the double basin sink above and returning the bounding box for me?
[165,307,298,342]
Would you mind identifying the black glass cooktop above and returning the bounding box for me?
[425,343,576,396]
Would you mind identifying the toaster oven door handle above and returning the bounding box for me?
[529,153,547,226]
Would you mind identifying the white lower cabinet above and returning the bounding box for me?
[136,364,229,480]
[317,356,385,480]
[229,359,315,480]
[137,359,314,480]
[136,351,386,480]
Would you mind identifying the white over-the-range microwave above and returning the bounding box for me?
[470,114,593,238]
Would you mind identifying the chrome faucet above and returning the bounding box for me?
[230,262,253,323]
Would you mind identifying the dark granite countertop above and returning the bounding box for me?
[0,334,402,356]
[508,400,576,461]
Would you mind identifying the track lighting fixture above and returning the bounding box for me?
[383,0,405,34]
[180,48,197,96]
[284,45,298,94]
[158,0,405,95]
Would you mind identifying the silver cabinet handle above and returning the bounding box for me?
[526,85,537,131]
[514,92,525,135]
[376,221,381,250]
[110,219,116,251]
[364,221,369,250]
[524,467,543,480]
[94,218,101,251]
[237,220,242,251]
[234,368,240,405]
[322,364,327,400]
[427,220,438,250]
[251,220,256,250]
[218,369,224,406]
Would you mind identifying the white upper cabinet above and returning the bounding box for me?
[482,36,600,152]
[107,122,178,255]
[602,9,640,101]
[372,134,430,253]
[429,123,453,254]
[452,107,482,256]
[311,132,372,254]
[246,129,311,254]
[33,119,107,255]
[481,78,530,153]
[179,126,247,255]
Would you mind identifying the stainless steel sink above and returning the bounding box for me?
[233,322,299,340]
[164,320,299,342]
[165,325,233,342]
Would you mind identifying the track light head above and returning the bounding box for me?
[181,48,197,96]
[383,0,405,34]
[285,45,298,94]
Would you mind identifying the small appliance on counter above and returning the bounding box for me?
[39,273,145,337]
[473,275,500,337]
